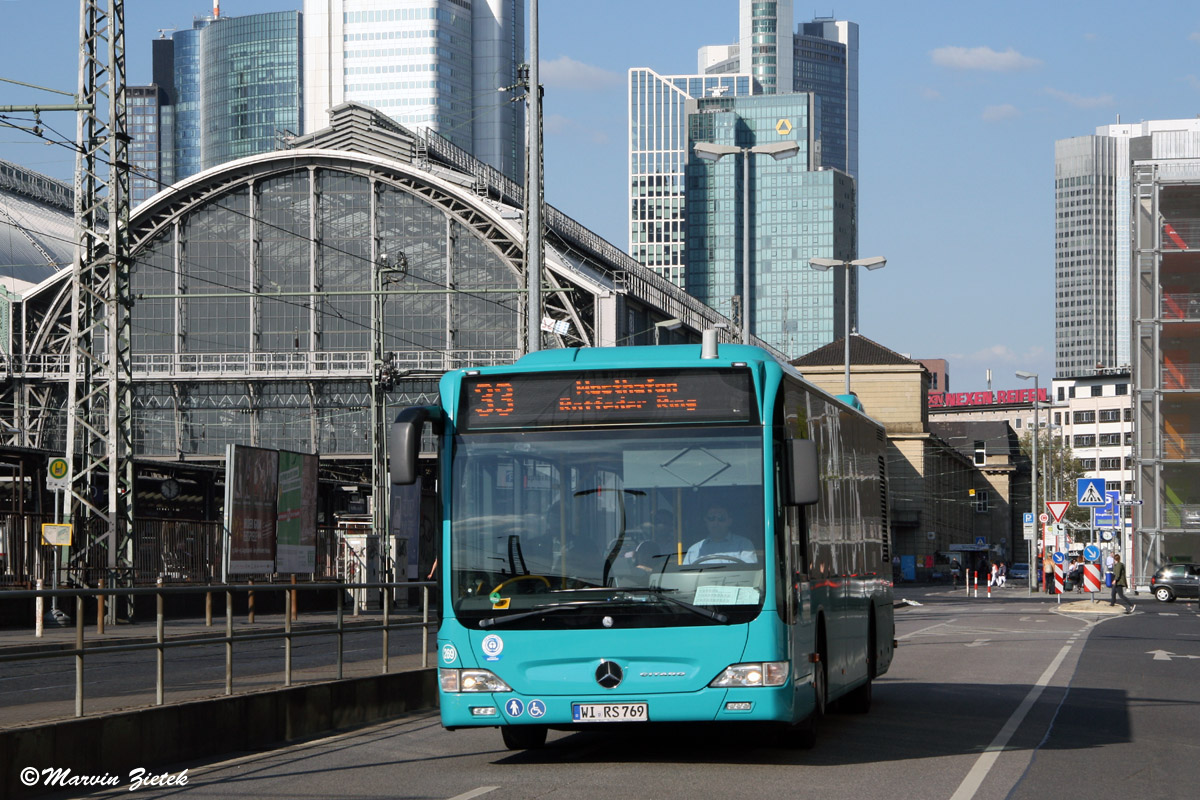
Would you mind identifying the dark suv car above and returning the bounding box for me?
[1150,563,1200,602]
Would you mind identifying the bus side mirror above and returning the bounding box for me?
[786,439,820,506]
[389,406,440,484]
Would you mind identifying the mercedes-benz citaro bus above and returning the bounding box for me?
[390,336,894,750]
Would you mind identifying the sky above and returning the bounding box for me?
[2,1,1200,393]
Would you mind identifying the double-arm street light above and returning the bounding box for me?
[693,140,800,345]
[1016,370,1039,593]
[808,256,888,396]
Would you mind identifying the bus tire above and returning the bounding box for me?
[501,725,548,751]
[840,612,875,714]
[791,629,827,749]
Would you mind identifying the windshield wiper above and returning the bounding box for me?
[478,601,596,629]
[617,588,729,623]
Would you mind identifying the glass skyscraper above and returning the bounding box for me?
[302,0,525,182]
[686,93,856,357]
[1054,118,1200,377]
[137,10,302,194]
[795,18,857,178]
[628,69,758,287]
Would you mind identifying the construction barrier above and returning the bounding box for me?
[1054,563,1064,595]
[1083,563,1102,593]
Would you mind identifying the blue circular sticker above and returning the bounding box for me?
[504,698,525,717]
[481,633,504,661]
[528,699,547,718]
[441,643,458,664]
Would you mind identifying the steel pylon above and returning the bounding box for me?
[65,0,134,584]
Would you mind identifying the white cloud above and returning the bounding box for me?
[1044,88,1114,108]
[540,56,621,91]
[930,45,1041,72]
[981,104,1020,122]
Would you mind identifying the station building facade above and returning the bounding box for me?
[0,103,751,586]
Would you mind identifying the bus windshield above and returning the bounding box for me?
[449,425,765,628]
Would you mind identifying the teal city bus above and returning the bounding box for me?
[390,341,894,750]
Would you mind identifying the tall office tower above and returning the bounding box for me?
[143,10,302,191]
[686,93,857,357]
[628,69,758,287]
[739,0,792,94]
[794,18,857,178]
[1054,118,1200,378]
[699,9,858,177]
[1130,128,1200,580]
[303,1,524,182]
[128,85,167,207]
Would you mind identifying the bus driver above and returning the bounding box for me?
[683,504,757,565]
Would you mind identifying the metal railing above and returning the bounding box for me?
[0,580,436,719]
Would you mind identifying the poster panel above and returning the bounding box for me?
[224,444,279,575]
[276,450,318,574]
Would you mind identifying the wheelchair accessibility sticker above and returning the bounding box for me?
[481,634,504,662]
[528,700,547,718]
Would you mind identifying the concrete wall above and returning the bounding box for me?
[2,669,437,799]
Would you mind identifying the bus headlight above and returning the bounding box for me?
[709,661,789,688]
[440,668,513,693]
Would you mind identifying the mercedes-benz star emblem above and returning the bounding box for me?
[595,660,623,689]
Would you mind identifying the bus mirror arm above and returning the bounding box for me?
[389,405,443,485]
[786,439,820,506]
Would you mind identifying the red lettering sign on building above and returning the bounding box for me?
[927,388,1048,409]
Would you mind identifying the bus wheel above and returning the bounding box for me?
[841,615,875,714]
[501,725,547,751]
[791,648,827,749]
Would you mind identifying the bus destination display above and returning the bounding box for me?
[461,369,756,429]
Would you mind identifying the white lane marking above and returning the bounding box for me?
[896,619,957,641]
[966,639,991,648]
[949,643,1073,800]
[448,788,500,800]
[1159,613,1179,617]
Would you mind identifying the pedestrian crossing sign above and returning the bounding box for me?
[1077,478,1107,507]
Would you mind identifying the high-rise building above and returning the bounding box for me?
[302,0,524,182]
[628,69,759,287]
[699,8,858,177]
[738,0,792,95]
[1054,118,1200,378]
[128,85,167,207]
[686,93,856,357]
[794,18,857,178]
[1131,129,1200,579]
[134,8,302,201]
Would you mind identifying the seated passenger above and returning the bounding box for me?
[682,504,757,565]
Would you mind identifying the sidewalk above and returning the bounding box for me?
[896,581,1144,614]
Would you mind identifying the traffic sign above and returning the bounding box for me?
[1039,513,1049,524]
[46,457,69,491]
[974,536,987,546]
[1077,478,1107,507]
[1095,490,1122,526]
[1052,551,1065,565]
[1046,501,1070,522]
[1083,545,1101,562]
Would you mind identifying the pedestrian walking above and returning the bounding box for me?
[1108,553,1135,613]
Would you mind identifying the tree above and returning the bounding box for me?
[1018,429,1089,526]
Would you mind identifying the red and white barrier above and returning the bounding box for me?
[1053,563,1063,595]
[1083,563,1102,593]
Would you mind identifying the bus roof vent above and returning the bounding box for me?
[701,329,719,359]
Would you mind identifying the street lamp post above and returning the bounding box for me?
[809,257,888,396]
[1016,370,1039,593]
[653,317,683,346]
[693,140,800,345]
